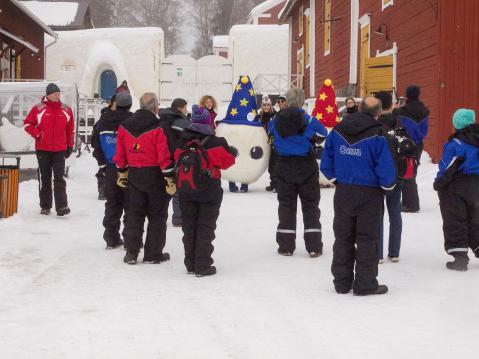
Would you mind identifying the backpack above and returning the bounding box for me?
[388,123,419,180]
[175,137,212,193]
[99,130,118,165]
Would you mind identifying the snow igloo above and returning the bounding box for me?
[46,27,164,103]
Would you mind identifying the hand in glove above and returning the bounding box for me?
[65,147,73,159]
[117,171,129,188]
[165,177,176,196]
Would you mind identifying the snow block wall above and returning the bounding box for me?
[228,25,289,86]
[46,28,164,101]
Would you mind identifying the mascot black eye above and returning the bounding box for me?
[250,146,263,160]
[229,146,239,158]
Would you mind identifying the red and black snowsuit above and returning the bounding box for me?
[174,124,235,273]
[114,109,174,260]
[23,99,75,211]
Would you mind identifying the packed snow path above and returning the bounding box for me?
[0,153,477,358]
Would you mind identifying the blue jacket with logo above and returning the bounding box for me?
[268,107,327,157]
[92,109,132,167]
[393,100,430,144]
[436,124,479,180]
[320,112,397,190]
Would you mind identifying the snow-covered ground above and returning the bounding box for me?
[0,152,477,359]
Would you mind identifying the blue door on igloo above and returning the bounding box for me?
[100,70,117,101]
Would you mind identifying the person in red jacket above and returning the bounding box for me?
[174,105,236,277]
[23,83,74,216]
[114,92,175,265]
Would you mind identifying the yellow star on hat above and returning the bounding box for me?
[230,108,238,116]
[240,98,249,107]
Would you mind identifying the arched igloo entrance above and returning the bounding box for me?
[100,70,117,101]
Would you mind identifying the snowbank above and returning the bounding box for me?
[229,24,289,85]
[46,28,164,101]
[20,1,78,27]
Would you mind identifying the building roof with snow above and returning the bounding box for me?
[245,0,286,25]
[213,35,230,49]
[8,0,57,37]
[19,0,93,30]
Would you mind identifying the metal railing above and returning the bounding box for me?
[253,74,304,95]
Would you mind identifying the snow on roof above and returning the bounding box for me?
[246,0,285,24]
[19,1,79,27]
[213,35,230,49]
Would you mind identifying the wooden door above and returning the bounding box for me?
[359,24,369,96]
[363,55,393,96]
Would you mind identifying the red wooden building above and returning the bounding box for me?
[279,0,479,162]
[246,0,287,25]
[0,0,56,80]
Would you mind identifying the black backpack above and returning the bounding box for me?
[388,122,419,180]
[174,136,212,193]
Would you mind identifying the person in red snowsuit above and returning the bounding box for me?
[23,83,75,216]
[114,93,175,265]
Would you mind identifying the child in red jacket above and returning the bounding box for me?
[174,105,235,277]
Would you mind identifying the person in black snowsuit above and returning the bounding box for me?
[268,88,327,258]
[321,97,397,296]
[259,95,277,192]
[92,92,133,249]
[434,109,479,271]
[159,98,191,227]
[174,105,236,277]
[393,85,430,212]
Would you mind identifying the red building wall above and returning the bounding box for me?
[314,0,351,94]
[359,0,440,160]
[0,1,46,79]
[258,1,287,25]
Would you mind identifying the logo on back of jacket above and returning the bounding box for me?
[340,145,362,157]
[131,143,144,153]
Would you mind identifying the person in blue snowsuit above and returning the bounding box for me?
[268,88,327,258]
[321,97,397,296]
[434,109,479,271]
[91,92,133,249]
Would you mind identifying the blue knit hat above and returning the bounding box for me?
[453,108,476,130]
[191,104,211,125]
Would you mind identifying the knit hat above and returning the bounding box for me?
[374,91,393,110]
[262,94,272,105]
[116,92,132,107]
[406,85,421,100]
[453,108,476,130]
[46,83,60,95]
[191,104,211,125]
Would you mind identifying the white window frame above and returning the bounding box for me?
[382,0,394,11]
[324,0,332,56]
[376,42,398,101]
[304,7,311,68]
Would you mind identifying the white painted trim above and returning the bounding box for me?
[349,0,359,84]
[382,0,394,11]
[323,0,331,56]
[359,13,370,28]
[376,42,398,100]
[288,17,293,87]
[310,0,316,97]
[299,4,304,37]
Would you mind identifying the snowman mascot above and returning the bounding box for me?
[216,76,271,193]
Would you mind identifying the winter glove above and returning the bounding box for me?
[117,171,129,188]
[65,147,73,159]
[96,167,106,178]
[165,177,176,196]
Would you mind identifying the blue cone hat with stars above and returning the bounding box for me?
[220,75,262,127]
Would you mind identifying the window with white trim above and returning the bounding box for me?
[305,8,311,67]
[382,0,394,11]
[299,4,304,36]
[297,47,304,88]
[324,0,331,55]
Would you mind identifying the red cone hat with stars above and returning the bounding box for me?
[311,79,340,128]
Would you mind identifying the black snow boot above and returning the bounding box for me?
[353,285,389,296]
[195,266,217,277]
[143,252,170,264]
[40,208,51,215]
[123,250,139,265]
[106,239,124,250]
[446,252,469,271]
[56,206,71,216]
[473,247,479,259]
